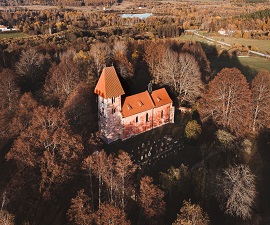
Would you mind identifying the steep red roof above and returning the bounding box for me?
[122,91,155,118]
[94,66,125,98]
[151,88,172,107]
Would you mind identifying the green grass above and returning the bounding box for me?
[214,36,270,54]
[238,56,270,73]
[0,32,29,39]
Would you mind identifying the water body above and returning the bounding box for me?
[121,13,153,19]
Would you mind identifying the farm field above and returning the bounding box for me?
[238,56,270,72]
[0,32,29,39]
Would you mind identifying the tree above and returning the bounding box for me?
[113,51,134,79]
[15,48,45,90]
[173,200,209,225]
[6,106,83,197]
[184,120,202,141]
[94,203,130,225]
[67,189,93,225]
[217,165,256,220]
[250,70,270,132]
[90,42,112,76]
[0,210,15,225]
[182,41,211,83]
[199,68,252,136]
[139,176,165,221]
[115,151,137,209]
[63,83,97,136]
[8,93,37,138]
[83,150,108,208]
[159,50,202,105]
[0,69,20,138]
[159,164,188,194]
[44,50,84,105]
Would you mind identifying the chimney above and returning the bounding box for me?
[147,81,153,94]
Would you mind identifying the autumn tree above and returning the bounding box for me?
[217,165,256,220]
[250,70,270,132]
[139,176,165,222]
[159,164,188,194]
[8,93,37,138]
[63,83,97,136]
[146,44,202,105]
[199,68,252,136]
[44,50,84,105]
[0,210,15,225]
[113,51,134,79]
[184,120,202,141]
[0,69,20,138]
[67,189,93,225]
[6,106,83,197]
[182,41,211,83]
[94,203,130,225]
[15,48,46,91]
[115,151,137,209]
[90,42,112,76]
[83,150,108,208]
[173,200,209,225]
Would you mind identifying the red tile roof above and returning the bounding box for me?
[121,88,173,118]
[94,66,125,98]
[151,88,172,107]
[122,91,155,118]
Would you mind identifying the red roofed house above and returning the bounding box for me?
[94,66,175,143]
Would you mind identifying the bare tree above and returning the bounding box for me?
[173,200,209,225]
[16,48,45,87]
[199,68,252,136]
[217,165,256,220]
[44,51,84,105]
[115,151,137,209]
[250,70,270,132]
[0,69,20,138]
[90,42,112,76]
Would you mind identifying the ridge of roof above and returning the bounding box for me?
[94,66,125,98]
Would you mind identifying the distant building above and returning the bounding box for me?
[94,66,175,144]
[0,25,8,32]
[218,28,226,35]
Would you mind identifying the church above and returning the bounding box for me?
[94,66,175,144]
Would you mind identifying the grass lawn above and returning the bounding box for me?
[238,56,270,73]
[0,32,29,39]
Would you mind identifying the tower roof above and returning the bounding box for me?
[94,66,125,98]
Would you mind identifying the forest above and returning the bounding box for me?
[0,1,270,225]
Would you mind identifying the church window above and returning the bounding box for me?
[146,113,149,122]
[112,97,115,104]
[161,110,164,118]
[136,116,138,123]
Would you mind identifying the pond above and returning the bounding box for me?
[120,13,153,19]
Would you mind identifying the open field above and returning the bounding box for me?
[0,32,29,39]
[238,56,270,72]
[212,36,270,54]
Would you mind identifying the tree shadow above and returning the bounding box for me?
[200,43,257,83]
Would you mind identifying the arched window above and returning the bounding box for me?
[112,108,116,114]
[161,110,164,118]
[112,97,115,104]
[146,113,149,122]
[136,116,138,123]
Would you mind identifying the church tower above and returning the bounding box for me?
[94,66,125,144]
